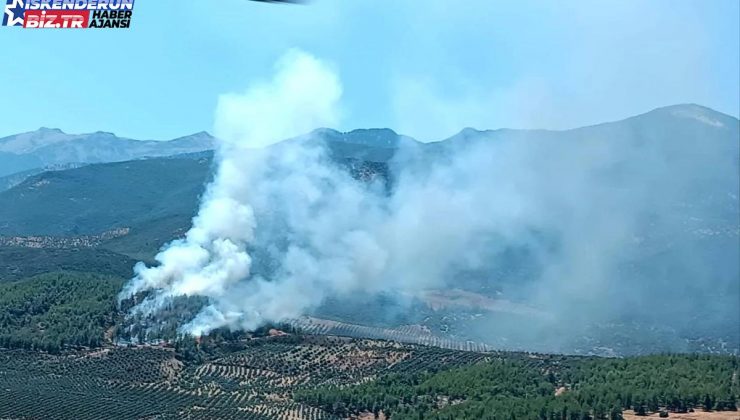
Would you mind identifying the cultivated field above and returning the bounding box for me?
[0,333,736,419]
[0,335,488,420]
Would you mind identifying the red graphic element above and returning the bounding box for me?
[23,10,89,29]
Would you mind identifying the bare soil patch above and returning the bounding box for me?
[623,410,740,420]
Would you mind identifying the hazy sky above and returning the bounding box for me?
[1,0,738,141]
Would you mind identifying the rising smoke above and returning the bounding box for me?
[120,49,739,350]
[120,50,344,335]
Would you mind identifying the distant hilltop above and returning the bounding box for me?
[0,129,215,178]
[0,103,736,181]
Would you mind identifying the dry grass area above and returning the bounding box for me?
[419,288,547,317]
[623,410,740,420]
[293,316,497,351]
[354,411,388,420]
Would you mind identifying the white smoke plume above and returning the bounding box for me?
[120,49,738,349]
[120,49,345,335]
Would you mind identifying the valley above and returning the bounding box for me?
[0,105,737,418]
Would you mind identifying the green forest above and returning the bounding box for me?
[295,355,739,419]
[0,271,737,419]
[0,271,122,352]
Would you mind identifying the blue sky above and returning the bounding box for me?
[0,0,738,141]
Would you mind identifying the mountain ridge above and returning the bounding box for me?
[0,103,736,241]
[0,129,217,178]
[2,103,736,179]
[4,103,736,151]
[434,103,739,142]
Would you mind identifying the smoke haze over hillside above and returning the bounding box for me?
[119,50,739,351]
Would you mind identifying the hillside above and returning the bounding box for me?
[1,104,736,241]
[0,104,737,357]
[0,156,212,237]
[0,128,407,251]
[0,247,136,282]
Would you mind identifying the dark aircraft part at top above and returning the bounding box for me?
[248,0,307,4]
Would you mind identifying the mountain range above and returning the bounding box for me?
[1,103,736,244]
[0,128,215,178]
[0,103,738,355]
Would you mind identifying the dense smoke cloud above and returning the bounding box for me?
[120,49,738,349]
[120,50,345,334]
